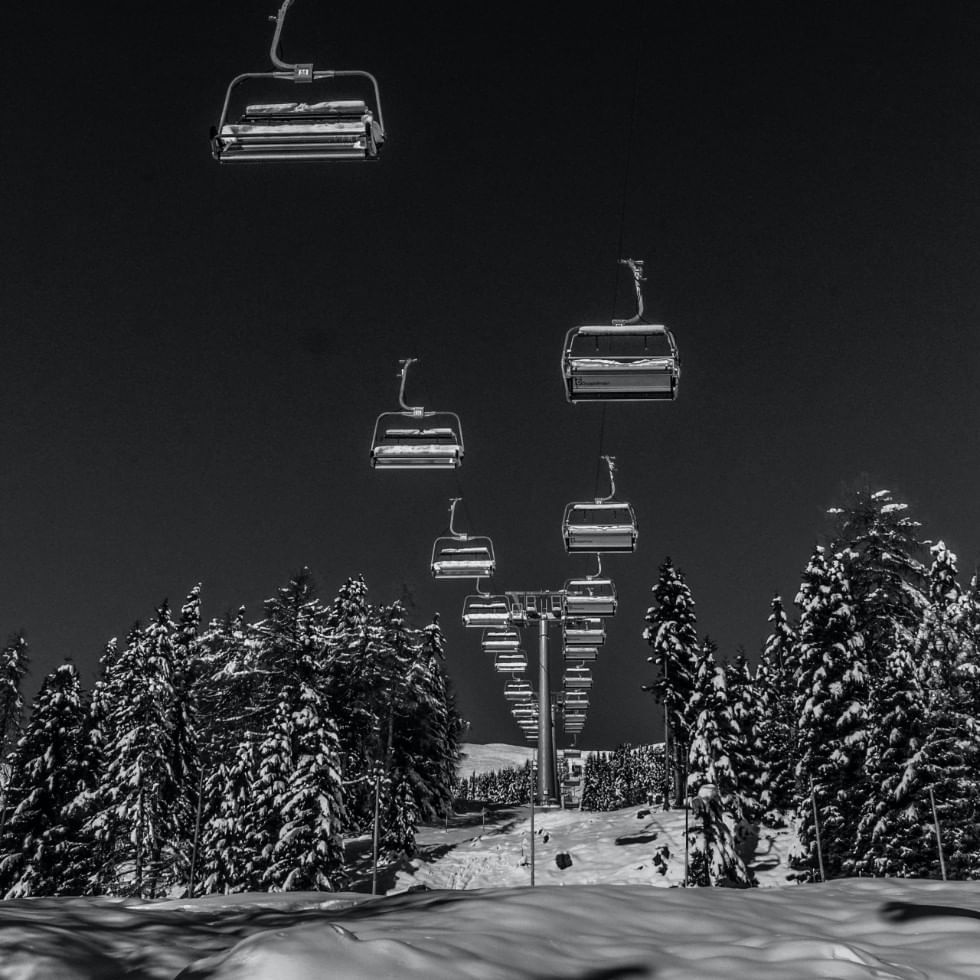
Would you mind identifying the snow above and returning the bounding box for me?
[0,749,974,980]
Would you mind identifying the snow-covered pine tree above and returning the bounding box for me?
[168,584,203,894]
[905,542,980,878]
[828,486,927,681]
[792,547,869,881]
[0,664,93,897]
[0,632,29,758]
[685,638,754,887]
[726,650,764,827]
[247,572,345,891]
[846,630,929,877]
[754,595,799,824]
[82,608,182,898]
[199,736,263,893]
[643,558,699,807]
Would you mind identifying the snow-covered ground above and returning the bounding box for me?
[3,799,978,978]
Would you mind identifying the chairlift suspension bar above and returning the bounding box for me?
[398,357,422,414]
[597,455,617,503]
[613,258,645,326]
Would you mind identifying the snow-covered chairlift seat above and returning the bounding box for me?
[563,501,638,554]
[482,628,521,654]
[213,96,384,162]
[371,418,463,469]
[494,650,528,673]
[563,618,605,646]
[563,577,617,617]
[563,665,593,690]
[504,678,533,701]
[461,594,511,629]
[563,644,599,662]
[562,324,680,402]
[431,539,495,579]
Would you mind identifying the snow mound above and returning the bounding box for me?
[2,879,980,978]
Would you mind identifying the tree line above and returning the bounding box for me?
[0,571,463,898]
[645,487,980,886]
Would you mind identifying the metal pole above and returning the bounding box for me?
[929,786,947,881]
[537,619,556,804]
[529,750,536,887]
[187,766,206,899]
[810,776,826,882]
[371,767,381,895]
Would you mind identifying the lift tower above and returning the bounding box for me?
[506,590,564,804]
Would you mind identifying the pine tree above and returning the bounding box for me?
[846,631,929,876]
[643,558,699,806]
[0,632,29,757]
[828,486,927,680]
[904,543,980,878]
[792,547,869,881]
[755,595,799,824]
[685,639,754,887]
[82,609,182,897]
[0,664,93,897]
[726,650,764,827]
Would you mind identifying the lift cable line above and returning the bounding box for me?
[212,0,385,162]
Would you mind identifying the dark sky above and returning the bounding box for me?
[3,2,978,748]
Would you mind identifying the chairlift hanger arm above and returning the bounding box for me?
[596,455,617,503]
[613,258,645,326]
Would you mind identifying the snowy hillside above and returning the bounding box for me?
[457,742,537,776]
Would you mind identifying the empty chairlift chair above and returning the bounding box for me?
[212,0,385,163]
[562,259,680,402]
[462,591,511,629]
[494,649,528,673]
[563,643,599,662]
[563,456,637,555]
[563,573,617,617]
[371,359,463,469]
[563,665,593,690]
[504,678,533,702]
[563,617,605,647]
[482,628,521,654]
[431,497,496,579]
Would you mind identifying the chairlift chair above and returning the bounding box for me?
[494,649,528,673]
[431,498,495,579]
[371,360,463,469]
[563,665,593,690]
[563,644,599,662]
[482,628,521,654]
[563,575,617,617]
[504,678,533,702]
[562,259,680,402]
[512,702,539,720]
[461,591,511,629]
[212,0,385,163]
[562,618,605,646]
[564,693,590,710]
[563,456,638,555]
